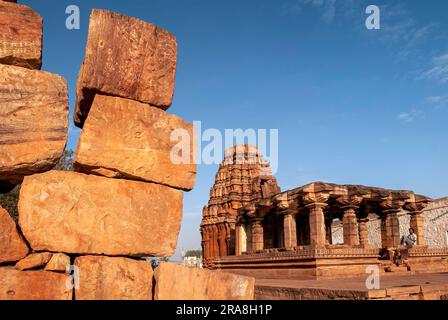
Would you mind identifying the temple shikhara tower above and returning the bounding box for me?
[201,145,280,263]
[201,145,448,282]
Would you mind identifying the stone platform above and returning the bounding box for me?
[212,247,381,280]
[255,273,448,300]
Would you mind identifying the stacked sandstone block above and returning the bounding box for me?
[0,0,68,191]
[0,5,254,300]
[0,0,70,299]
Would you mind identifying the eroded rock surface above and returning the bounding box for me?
[0,267,72,300]
[154,262,255,300]
[74,9,177,127]
[0,206,28,264]
[74,95,196,190]
[0,64,68,186]
[19,171,182,257]
[74,255,153,300]
[15,252,52,271]
[0,1,42,69]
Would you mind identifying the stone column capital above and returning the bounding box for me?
[341,205,359,211]
[250,218,263,225]
[280,209,297,217]
[304,202,328,209]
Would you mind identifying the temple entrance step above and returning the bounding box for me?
[383,265,411,273]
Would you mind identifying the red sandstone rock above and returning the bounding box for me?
[74,256,153,300]
[0,206,28,264]
[44,253,71,273]
[0,267,72,300]
[74,9,177,127]
[15,252,52,271]
[0,1,42,69]
[0,64,69,186]
[74,95,196,190]
[154,262,255,300]
[19,171,183,257]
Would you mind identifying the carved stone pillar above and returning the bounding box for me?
[410,212,424,246]
[358,218,369,247]
[380,216,388,248]
[283,212,297,249]
[325,216,333,245]
[342,207,360,246]
[211,224,219,258]
[306,203,327,247]
[225,223,232,255]
[235,224,243,256]
[217,223,227,256]
[383,210,401,247]
[404,200,430,247]
[201,227,209,260]
[251,219,264,252]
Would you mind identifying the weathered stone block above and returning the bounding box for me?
[19,171,182,257]
[74,95,196,190]
[0,64,69,186]
[0,1,42,69]
[15,252,52,271]
[0,206,28,264]
[74,256,153,300]
[0,267,72,300]
[74,9,177,127]
[154,262,255,300]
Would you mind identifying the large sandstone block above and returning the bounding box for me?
[19,171,182,256]
[74,256,153,300]
[154,262,255,300]
[0,267,72,300]
[0,1,42,69]
[0,206,28,264]
[74,95,196,190]
[74,9,177,128]
[0,64,69,186]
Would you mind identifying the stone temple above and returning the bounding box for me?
[201,145,448,287]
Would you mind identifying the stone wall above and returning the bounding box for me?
[0,3,254,300]
[331,197,448,248]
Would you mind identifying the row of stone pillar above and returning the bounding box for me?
[234,204,425,255]
[201,223,232,261]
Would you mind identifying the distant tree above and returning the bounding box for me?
[184,249,202,258]
[53,149,74,171]
[0,149,74,221]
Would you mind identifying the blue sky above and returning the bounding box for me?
[21,0,448,260]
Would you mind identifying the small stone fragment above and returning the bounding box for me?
[44,253,71,273]
[15,252,52,271]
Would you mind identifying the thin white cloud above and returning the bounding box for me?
[426,96,442,103]
[397,109,418,123]
[426,95,448,108]
[421,53,448,84]
[282,0,347,24]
